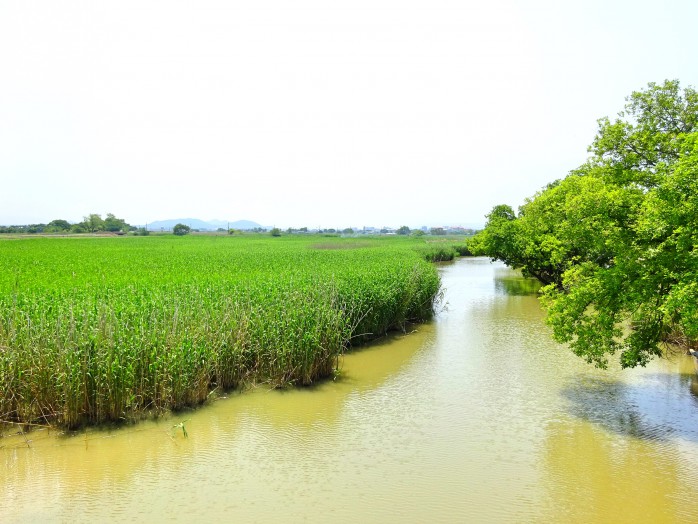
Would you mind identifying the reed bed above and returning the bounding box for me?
[414,241,470,262]
[0,235,441,429]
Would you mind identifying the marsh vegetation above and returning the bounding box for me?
[0,235,455,429]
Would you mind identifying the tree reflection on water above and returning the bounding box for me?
[560,372,698,443]
[493,268,542,296]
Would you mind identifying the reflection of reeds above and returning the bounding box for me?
[0,236,440,429]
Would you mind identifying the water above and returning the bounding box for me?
[3,258,698,522]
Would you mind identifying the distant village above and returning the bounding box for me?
[283,226,477,236]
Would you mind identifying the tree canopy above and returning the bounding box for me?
[0,213,131,234]
[83,213,105,233]
[173,223,191,236]
[104,213,129,232]
[47,219,71,232]
[80,213,130,233]
[470,80,698,368]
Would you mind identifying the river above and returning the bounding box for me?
[3,258,698,523]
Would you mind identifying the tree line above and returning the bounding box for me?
[0,213,133,234]
[470,80,698,368]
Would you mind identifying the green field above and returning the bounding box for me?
[0,235,456,429]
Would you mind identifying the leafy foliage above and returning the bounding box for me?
[103,213,129,232]
[47,219,71,232]
[0,213,131,235]
[173,223,191,236]
[472,80,698,368]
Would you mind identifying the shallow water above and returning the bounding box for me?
[3,258,698,523]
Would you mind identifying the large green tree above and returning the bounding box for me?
[103,213,129,232]
[83,213,105,233]
[472,80,698,368]
[173,223,191,236]
[46,219,71,232]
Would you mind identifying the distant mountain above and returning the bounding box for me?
[209,219,264,230]
[146,218,263,231]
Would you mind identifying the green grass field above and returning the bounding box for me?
[0,234,456,429]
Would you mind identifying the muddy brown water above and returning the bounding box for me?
[3,258,698,523]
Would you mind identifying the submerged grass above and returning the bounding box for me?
[0,235,443,429]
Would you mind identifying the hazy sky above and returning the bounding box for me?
[2,0,697,228]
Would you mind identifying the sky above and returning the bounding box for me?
[1,0,697,229]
